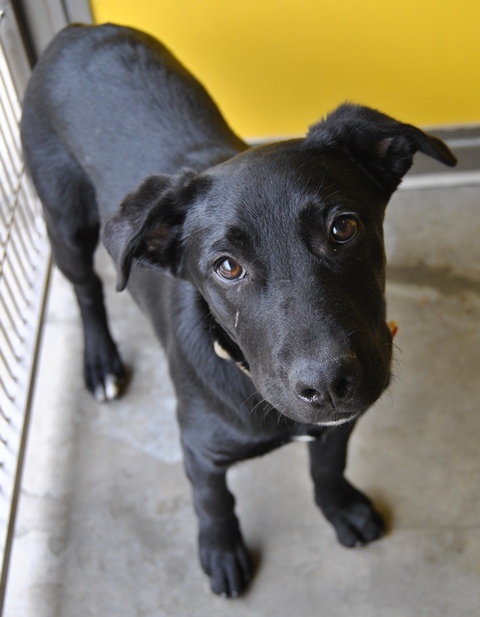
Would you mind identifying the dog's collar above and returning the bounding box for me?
[208,316,251,376]
[213,339,251,376]
[212,328,251,377]
[195,294,250,374]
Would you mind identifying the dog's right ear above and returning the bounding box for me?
[103,170,208,291]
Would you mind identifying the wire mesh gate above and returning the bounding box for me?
[0,8,51,610]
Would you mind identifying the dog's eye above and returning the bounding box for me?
[330,215,358,244]
[215,257,246,281]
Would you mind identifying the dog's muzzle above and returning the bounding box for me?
[213,320,398,425]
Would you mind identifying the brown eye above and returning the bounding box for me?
[215,257,246,280]
[331,216,358,244]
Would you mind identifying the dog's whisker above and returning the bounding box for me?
[347,329,362,338]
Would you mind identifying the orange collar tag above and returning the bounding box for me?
[387,320,398,339]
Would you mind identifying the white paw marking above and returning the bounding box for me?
[94,374,120,403]
[104,374,120,400]
[94,384,106,403]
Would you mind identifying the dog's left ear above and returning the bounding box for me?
[103,170,207,291]
[305,103,457,195]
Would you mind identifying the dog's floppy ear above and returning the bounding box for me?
[103,169,206,291]
[305,103,457,195]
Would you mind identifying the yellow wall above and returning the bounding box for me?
[90,0,480,139]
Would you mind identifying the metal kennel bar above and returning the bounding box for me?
[0,8,51,611]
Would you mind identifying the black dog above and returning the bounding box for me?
[21,23,456,597]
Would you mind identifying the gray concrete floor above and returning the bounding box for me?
[4,170,480,615]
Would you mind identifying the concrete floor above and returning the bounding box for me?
[4,162,480,615]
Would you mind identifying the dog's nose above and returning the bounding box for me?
[291,353,361,408]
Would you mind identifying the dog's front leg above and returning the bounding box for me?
[308,423,385,547]
[182,442,252,597]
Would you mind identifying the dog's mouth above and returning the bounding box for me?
[266,390,382,427]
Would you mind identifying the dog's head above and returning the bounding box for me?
[104,104,456,426]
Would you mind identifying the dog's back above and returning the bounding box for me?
[21,23,245,220]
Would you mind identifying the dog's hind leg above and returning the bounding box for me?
[308,423,385,547]
[24,137,126,401]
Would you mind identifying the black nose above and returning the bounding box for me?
[292,353,361,407]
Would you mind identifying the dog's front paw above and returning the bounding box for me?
[84,340,127,402]
[200,540,253,598]
[329,497,385,548]
[317,479,385,548]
